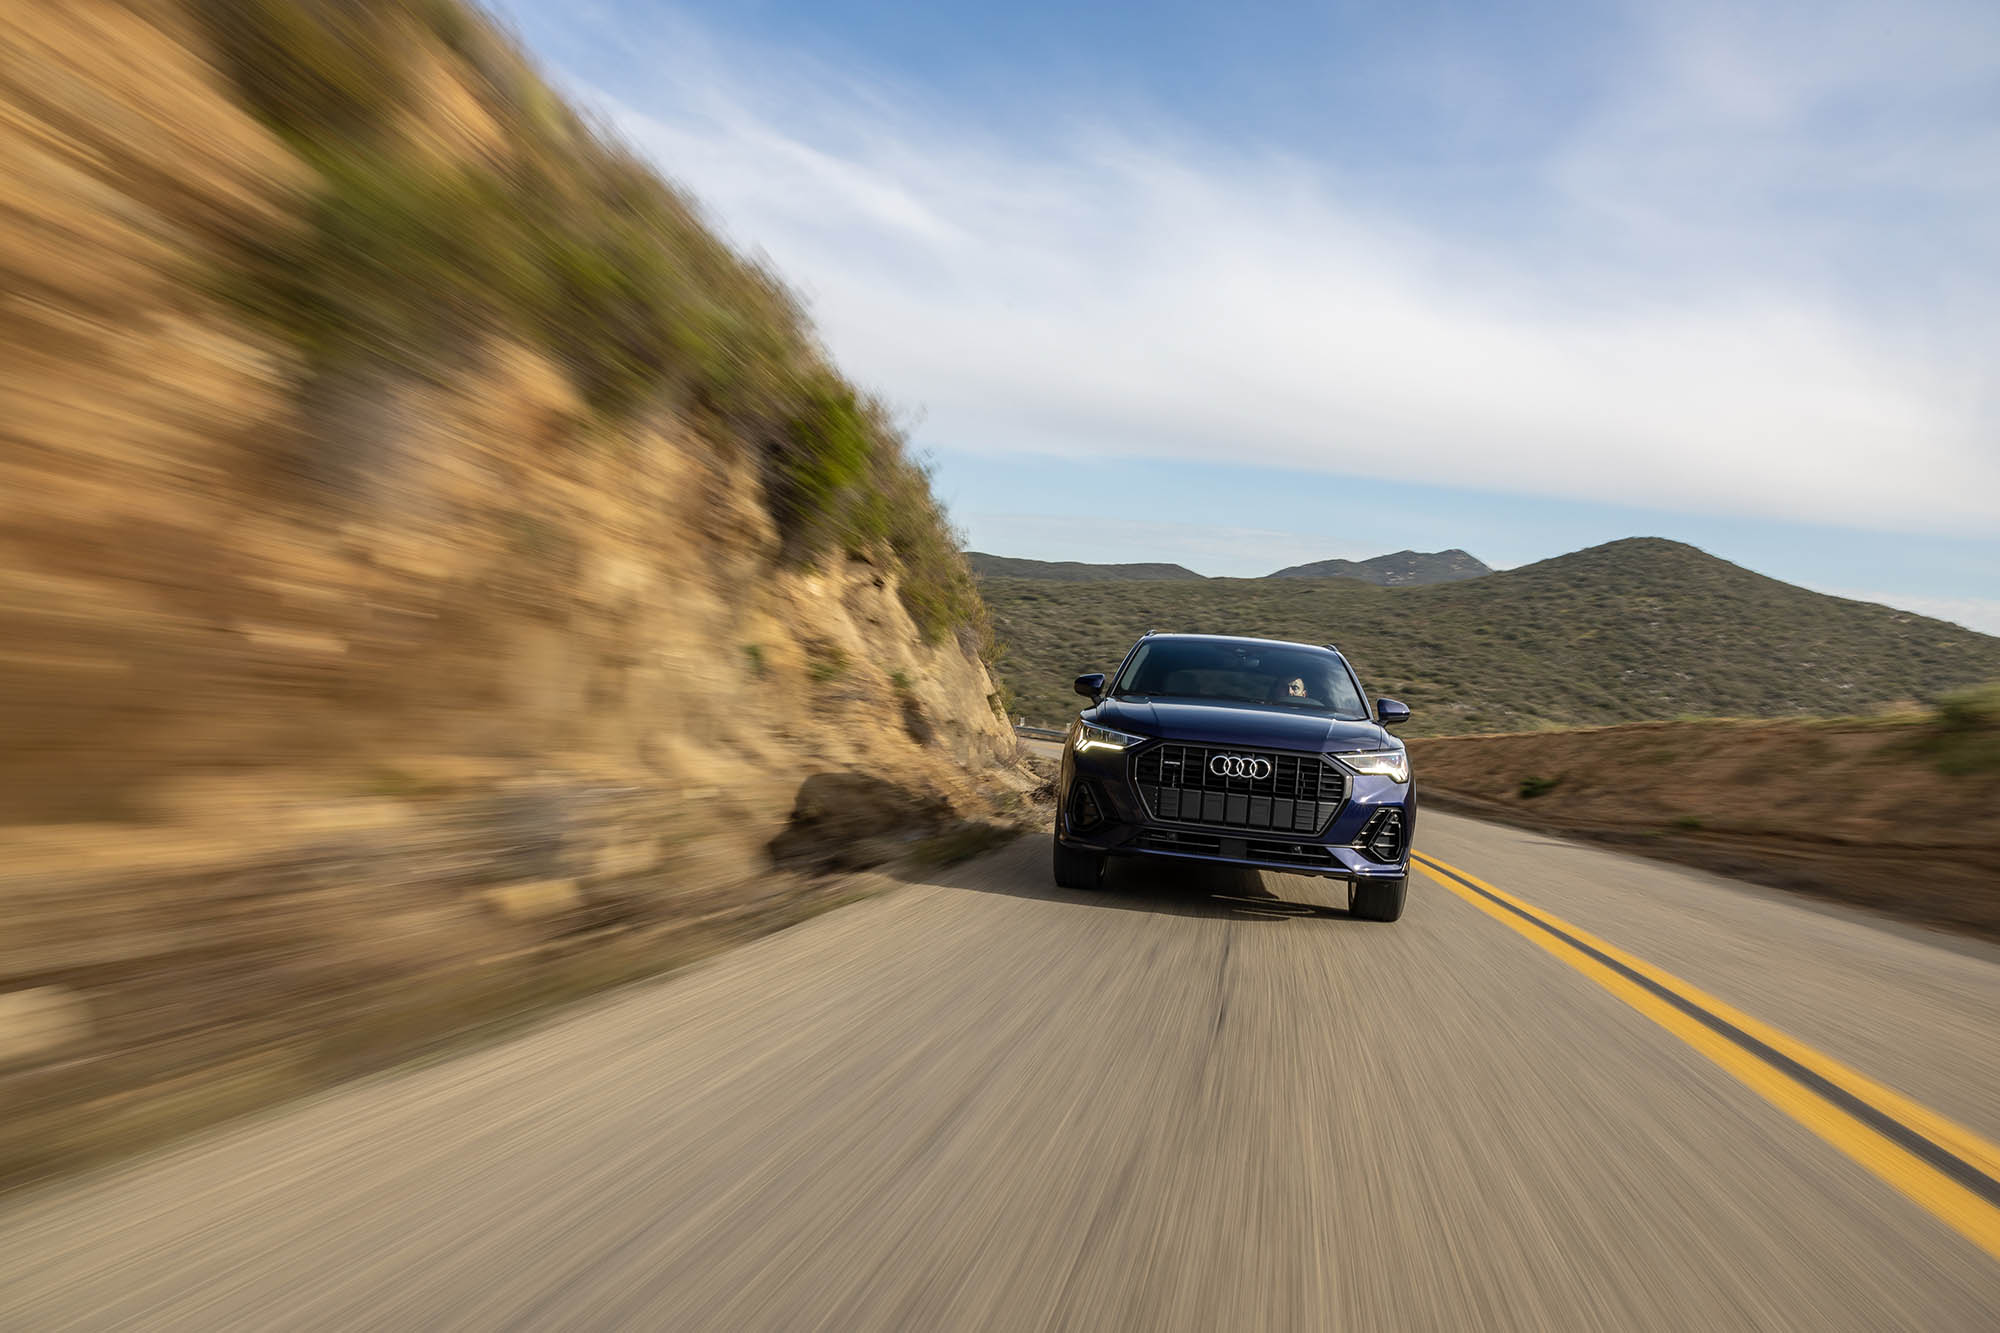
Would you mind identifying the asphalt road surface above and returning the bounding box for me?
[3,809,1998,1330]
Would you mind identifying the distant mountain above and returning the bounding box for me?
[1269,548,1491,585]
[980,537,2000,733]
[966,548,1491,583]
[965,553,1204,582]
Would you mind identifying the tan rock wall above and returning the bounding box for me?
[0,0,1019,1184]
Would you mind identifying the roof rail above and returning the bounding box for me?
[1323,642,1341,653]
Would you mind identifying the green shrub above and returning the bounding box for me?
[988,672,1016,721]
[1921,681,2000,775]
[1519,775,1559,799]
[807,645,849,683]
[769,378,874,544]
[1936,682,2000,732]
[194,0,413,146]
[862,450,991,652]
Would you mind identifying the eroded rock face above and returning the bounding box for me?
[0,0,1013,837]
[0,0,1022,1180]
[767,773,960,873]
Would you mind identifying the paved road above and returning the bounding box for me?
[3,809,1998,1330]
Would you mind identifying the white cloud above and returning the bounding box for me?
[559,5,2000,537]
[1552,1,2000,290]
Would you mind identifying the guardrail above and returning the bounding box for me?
[1013,724,1067,742]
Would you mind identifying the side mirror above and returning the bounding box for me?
[1376,698,1410,727]
[1074,672,1106,701]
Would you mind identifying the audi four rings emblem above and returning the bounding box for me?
[1209,754,1271,780]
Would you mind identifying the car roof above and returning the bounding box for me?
[1137,632,1341,656]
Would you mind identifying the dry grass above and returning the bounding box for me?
[1410,705,2000,938]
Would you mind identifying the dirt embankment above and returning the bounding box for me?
[0,1,1027,1189]
[1409,702,2000,939]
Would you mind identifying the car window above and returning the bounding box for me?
[1111,641,1366,719]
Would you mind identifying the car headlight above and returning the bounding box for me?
[1074,722,1148,754]
[1335,747,1410,783]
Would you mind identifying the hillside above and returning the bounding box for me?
[1,0,1021,1186]
[1269,548,1491,584]
[965,553,1204,581]
[984,538,2000,731]
[966,547,1491,585]
[1406,690,2000,938]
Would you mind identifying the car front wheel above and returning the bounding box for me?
[1349,875,1406,922]
[1052,831,1106,890]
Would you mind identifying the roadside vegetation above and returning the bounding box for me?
[980,538,2000,732]
[196,0,988,651]
[1912,682,2000,776]
[1408,697,2000,940]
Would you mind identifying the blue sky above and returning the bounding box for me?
[488,0,2000,631]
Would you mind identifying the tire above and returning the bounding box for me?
[1053,831,1106,890]
[1349,875,1406,922]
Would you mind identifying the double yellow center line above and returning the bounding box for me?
[1412,850,2000,1263]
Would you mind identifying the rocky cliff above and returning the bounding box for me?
[0,0,1022,1187]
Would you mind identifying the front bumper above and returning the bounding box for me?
[1057,742,1413,881]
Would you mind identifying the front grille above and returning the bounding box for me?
[1132,743,1344,834]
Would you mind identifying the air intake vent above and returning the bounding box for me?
[1067,781,1104,831]
[1132,744,1344,834]
[1355,808,1406,863]
[1138,832,1337,869]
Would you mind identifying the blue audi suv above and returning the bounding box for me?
[1052,633,1415,921]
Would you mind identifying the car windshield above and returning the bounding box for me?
[1109,640,1368,719]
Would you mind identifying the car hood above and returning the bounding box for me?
[1089,697,1392,752]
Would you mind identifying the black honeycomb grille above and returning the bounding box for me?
[1131,744,1344,834]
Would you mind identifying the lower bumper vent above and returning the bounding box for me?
[1067,781,1104,832]
[1355,808,1407,863]
[1139,831,1338,869]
